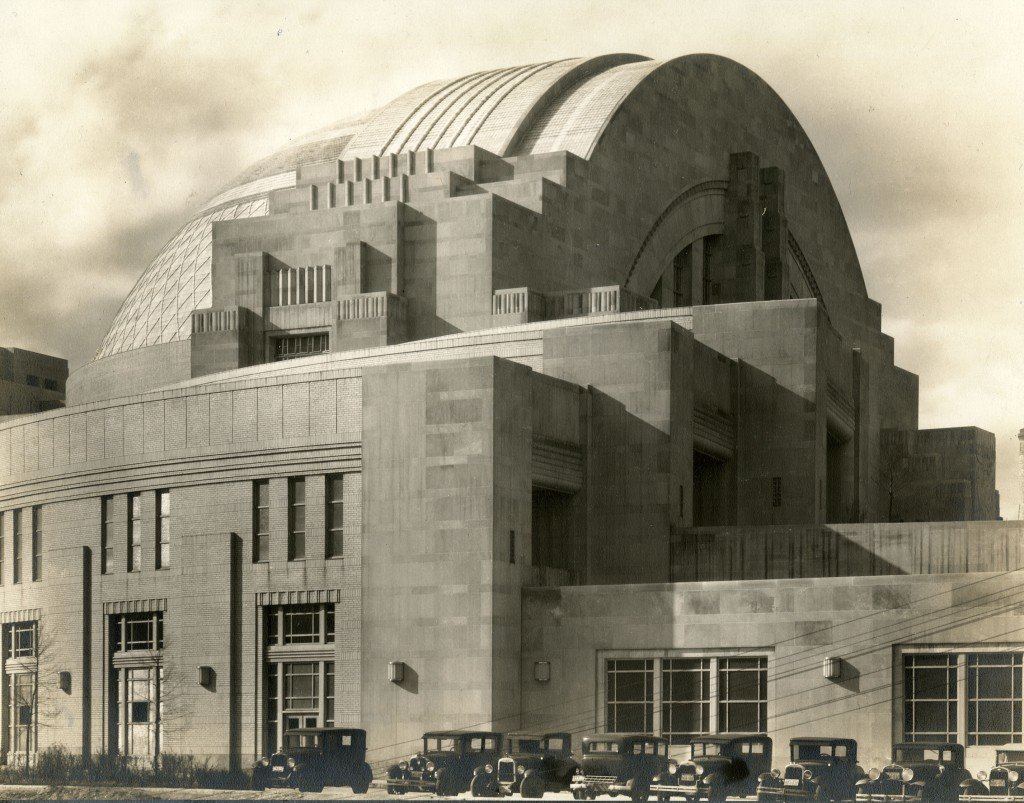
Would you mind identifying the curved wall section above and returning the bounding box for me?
[67,341,192,406]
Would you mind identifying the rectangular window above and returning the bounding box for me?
[253,480,270,563]
[271,265,332,306]
[325,662,335,727]
[325,475,344,559]
[101,497,114,574]
[288,477,305,561]
[283,662,319,709]
[12,508,21,584]
[719,657,768,731]
[31,506,42,581]
[509,529,516,564]
[128,493,141,572]
[604,653,769,741]
[606,659,655,733]
[9,671,36,760]
[155,490,169,569]
[771,477,782,508]
[903,653,958,742]
[663,658,711,744]
[273,333,330,362]
[0,510,5,585]
[967,653,1023,745]
[114,612,163,652]
[7,622,36,659]
[120,665,161,758]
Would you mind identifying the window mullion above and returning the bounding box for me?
[957,653,968,746]
[653,658,662,736]
[709,657,720,733]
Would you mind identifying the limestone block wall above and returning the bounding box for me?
[521,569,1024,777]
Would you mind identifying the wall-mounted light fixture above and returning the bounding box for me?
[388,661,406,684]
[198,665,214,688]
[58,671,72,694]
[823,657,842,680]
[534,661,551,683]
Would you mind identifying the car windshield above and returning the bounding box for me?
[691,743,722,757]
[424,737,457,753]
[794,744,846,760]
[509,737,543,753]
[544,736,567,752]
[998,751,1024,764]
[283,731,321,749]
[587,742,620,753]
[465,736,498,753]
[895,747,952,763]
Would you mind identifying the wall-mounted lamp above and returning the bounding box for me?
[534,661,551,683]
[823,657,842,680]
[198,665,214,688]
[388,661,406,684]
[58,671,72,694]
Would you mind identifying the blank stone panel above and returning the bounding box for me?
[186,395,210,447]
[69,415,88,464]
[9,426,24,474]
[309,380,337,437]
[87,410,105,462]
[52,416,69,467]
[209,393,232,445]
[23,425,38,473]
[165,398,187,450]
[337,379,362,438]
[37,419,53,469]
[257,386,284,441]
[143,400,165,453]
[105,407,124,459]
[232,389,258,443]
[282,384,310,439]
[0,428,9,476]
[124,405,144,455]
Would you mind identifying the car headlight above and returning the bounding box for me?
[517,764,526,775]
[668,761,678,774]
[901,768,914,783]
[803,769,813,780]
[771,768,781,778]
[484,764,493,774]
[695,765,705,776]
[1009,770,1020,783]
[286,757,296,768]
[977,770,988,781]
[868,767,880,781]
[426,761,435,772]
[257,758,269,767]
[399,761,408,771]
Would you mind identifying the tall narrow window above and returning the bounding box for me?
[30,506,41,581]
[12,509,21,584]
[606,659,655,732]
[718,657,768,732]
[155,491,169,569]
[673,244,693,306]
[0,511,5,585]
[253,480,270,563]
[101,497,114,574]
[288,478,305,561]
[325,475,344,559]
[904,653,957,742]
[4,621,37,763]
[663,658,712,744]
[128,493,141,572]
[509,530,516,564]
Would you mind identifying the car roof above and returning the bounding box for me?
[584,733,668,742]
[693,733,771,742]
[791,737,856,746]
[506,731,570,740]
[894,741,961,749]
[288,727,365,735]
[424,730,501,737]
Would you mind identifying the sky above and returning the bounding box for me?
[0,0,1021,517]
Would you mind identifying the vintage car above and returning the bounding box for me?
[755,737,863,801]
[959,748,1024,800]
[251,727,373,793]
[385,730,502,796]
[469,731,579,797]
[570,733,670,801]
[854,741,969,802]
[650,733,772,802]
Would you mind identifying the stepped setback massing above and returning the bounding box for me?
[0,53,1019,777]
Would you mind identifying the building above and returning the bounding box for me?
[0,348,66,417]
[0,53,1020,777]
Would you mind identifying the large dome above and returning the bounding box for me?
[95,54,659,360]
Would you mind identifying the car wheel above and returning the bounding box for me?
[298,771,324,793]
[470,774,492,797]
[386,781,405,795]
[520,770,545,799]
[629,778,651,802]
[251,775,266,792]
[351,762,373,794]
[435,768,456,797]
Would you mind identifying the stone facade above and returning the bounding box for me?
[1,53,1014,776]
